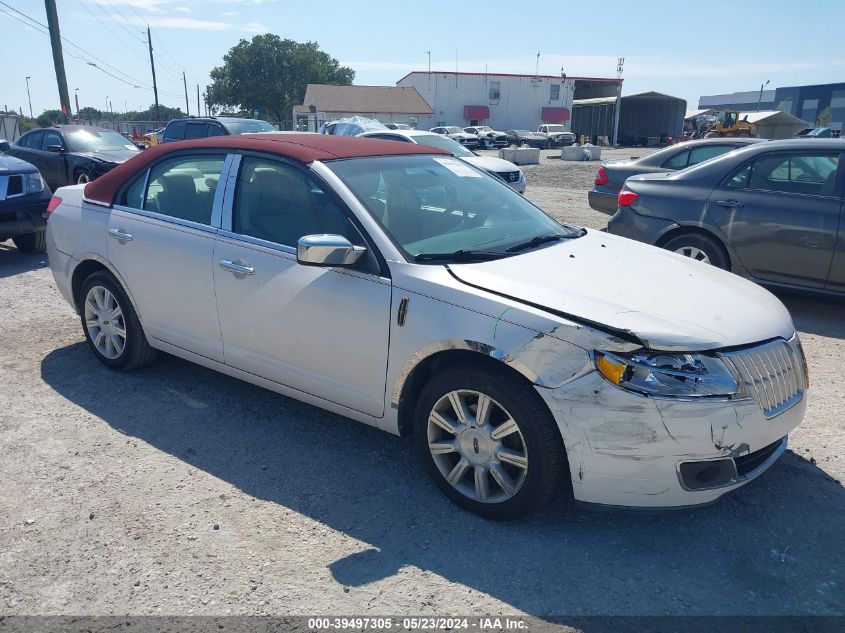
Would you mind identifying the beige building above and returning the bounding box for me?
[294,84,433,131]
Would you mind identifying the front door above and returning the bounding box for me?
[706,150,842,288]
[107,152,228,361]
[212,155,391,417]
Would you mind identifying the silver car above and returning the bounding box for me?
[46,134,807,519]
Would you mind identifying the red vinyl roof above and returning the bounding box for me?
[84,133,447,206]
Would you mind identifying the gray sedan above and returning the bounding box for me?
[588,138,764,214]
[607,139,845,294]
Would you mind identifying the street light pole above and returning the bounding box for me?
[25,77,34,120]
[757,79,770,112]
[74,88,80,121]
[105,96,109,120]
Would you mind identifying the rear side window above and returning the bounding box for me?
[18,131,43,149]
[164,120,186,141]
[661,149,690,170]
[185,122,206,140]
[727,152,839,196]
[143,155,226,224]
[688,145,732,166]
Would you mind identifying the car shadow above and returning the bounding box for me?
[40,343,845,617]
[775,290,845,340]
[0,240,49,278]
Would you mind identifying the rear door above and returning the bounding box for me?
[823,166,845,292]
[706,150,841,288]
[107,152,229,361]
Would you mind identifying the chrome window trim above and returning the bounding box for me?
[210,153,237,229]
[111,204,219,235]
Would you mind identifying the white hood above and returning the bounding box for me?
[462,155,520,174]
[449,230,795,350]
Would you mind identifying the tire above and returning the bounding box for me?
[735,131,751,138]
[704,131,721,138]
[76,170,91,184]
[12,230,47,253]
[662,232,730,270]
[414,364,566,520]
[78,271,157,371]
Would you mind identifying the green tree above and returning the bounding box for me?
[816,106,832,127]
[36,109,68,127]
[78,107,101,124]
[207,34,354,123]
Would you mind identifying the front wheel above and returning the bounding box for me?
[79,271,157,371]
[12,230,47,253]
[662,233,730,270]
[414,365,566,520]
[76,170,91,184]
[704,131,721,138]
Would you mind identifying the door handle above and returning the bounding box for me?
[715,200,744,208]
[108,228,133,241]
[219,259,255,276]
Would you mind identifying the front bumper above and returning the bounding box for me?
[537,348,806,509]
[0,194,50,237]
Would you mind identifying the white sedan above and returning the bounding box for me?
[357,129,526,193]
[45,134,807,519]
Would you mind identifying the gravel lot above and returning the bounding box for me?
[1,149,844,621]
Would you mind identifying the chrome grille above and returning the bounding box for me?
[721,338,805,418]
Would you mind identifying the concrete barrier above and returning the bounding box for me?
[498,146,540,165]
[560,144,603,161]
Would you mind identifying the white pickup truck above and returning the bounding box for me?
[537,124,576,147]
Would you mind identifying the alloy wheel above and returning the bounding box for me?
[674,245,711,264]
[84,285,127,360]
[427,389,529,504]
[77,173,90,184]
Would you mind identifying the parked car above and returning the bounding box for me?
[161,116,275,143]
[47,134,807,519]
[384,123,412,130]
[608,138,845,294]
[430,126,479,148]
[589,138,764,214]
[6,125,141,190]
[464,125,508,149]
[358,129,525,193]
[0,142,52,252]
[505,130,551,149]
[537,124,577,147]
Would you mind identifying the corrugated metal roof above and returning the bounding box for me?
[301,84,433,115]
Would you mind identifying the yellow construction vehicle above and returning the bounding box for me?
[701,110,756,138]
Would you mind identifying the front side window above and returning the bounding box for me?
[489,81,501,100]
[727,152,839,195]
[328,155,579,259]
[165,121,186,141]
[143,155,226,224]
[233,158,351,248]
[41,130,63,151]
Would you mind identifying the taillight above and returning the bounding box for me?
[594,166,608,186]
[617,189,638,206]
[46,195,62,217]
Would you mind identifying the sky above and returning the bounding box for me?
[2,0,844,118]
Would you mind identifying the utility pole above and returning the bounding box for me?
[183,71,189,115]
[74,88,80,120]
[196,83,200,117]
[25,77,34,120]
[44,0,72,121]
[147,26,160,123]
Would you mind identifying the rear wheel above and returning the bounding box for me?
[704,131,721,138]
[414,365,566,520]
[79,271,157,371]
[735,131,752,138]
[662,233,729,270]
[12,230,47,253]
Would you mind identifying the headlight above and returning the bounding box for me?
[594,350,738,397]
[26,172,45,193]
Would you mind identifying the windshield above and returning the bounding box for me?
[223,119,276,134]
[328,154,580,260]
[412,134,475,157]
[475,126,492,132]
[65,130,140,153]
[445,127,463,134]
[545,125,567,133]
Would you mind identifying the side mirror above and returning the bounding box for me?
[47,144,65,153]
[0,140,10,153]
[297,234,365,267]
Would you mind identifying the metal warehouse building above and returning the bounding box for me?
[396,71,622,132]
[572,91,686,145]
[700,82,845,136]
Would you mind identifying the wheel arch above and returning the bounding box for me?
[654,224,732,269]
[70,255,143,319]
[394,347,553,438]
